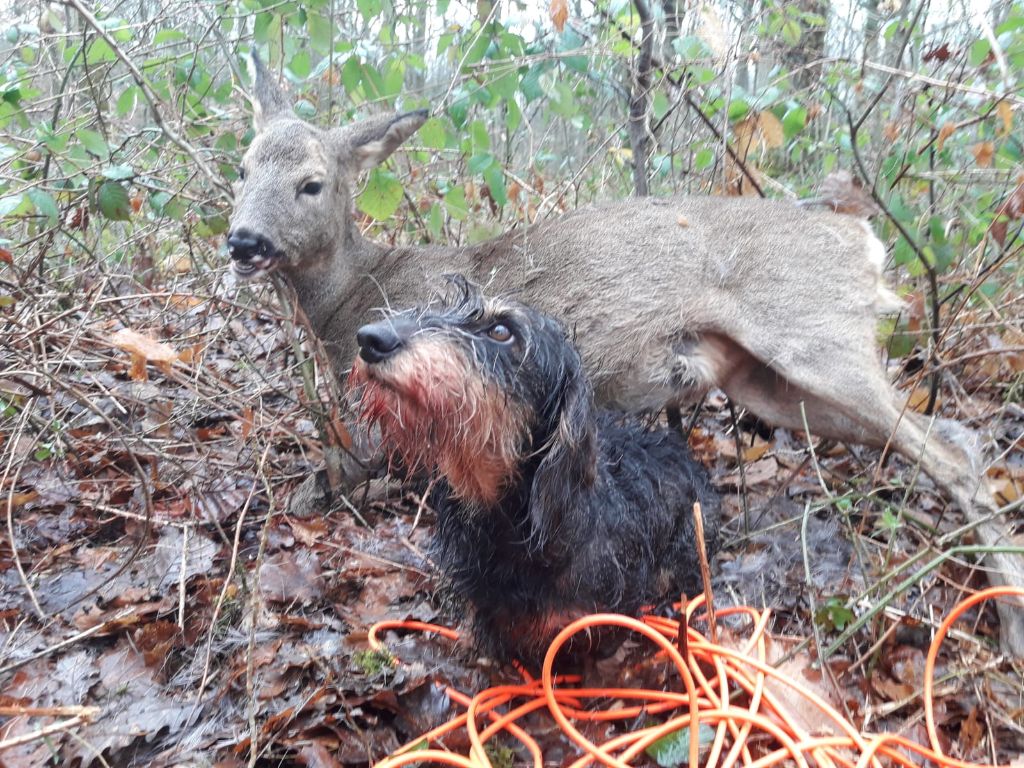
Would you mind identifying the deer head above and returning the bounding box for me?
[226,52,426,280]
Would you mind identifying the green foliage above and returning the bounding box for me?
[645,724,716,767]
[815,596,856,632]
[0,0,1019,342]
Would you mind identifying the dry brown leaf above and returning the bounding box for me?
[111,328,178,381]
[996,100,1013,137]
[883,122,900,142]
[111,329,177,364]
[906,387,940,413]
[972,141,995,168]
[549,0,568,33]
[936,121,956,151]
[742,441,770,463]
[0,247,12,265]
[757,110,785,149]
[993,477,1019,506]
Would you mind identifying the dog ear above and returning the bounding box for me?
[527,349,598,546]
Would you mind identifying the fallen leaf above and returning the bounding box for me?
[259,550,325,604]
[906,387,940,413]
[110,328,178,380]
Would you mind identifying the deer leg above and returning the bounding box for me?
[720,347,1024,655]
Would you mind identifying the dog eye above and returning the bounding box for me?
[487,324,513,342]
[301,181,322,196]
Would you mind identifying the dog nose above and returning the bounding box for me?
[357,321,404,364]
[226,229,271,261]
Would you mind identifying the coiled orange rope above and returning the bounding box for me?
[368,586,1024,768]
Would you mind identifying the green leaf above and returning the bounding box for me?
[97,181,132,220]
[727,100,750,121]
[468,153,494,174]
[469,120,490,152]
[483,165,506,207]
[694,148,714,170]
[645,725,715,767]
[289,50,311,79]
[85,38,115,64]
[782,105,807,139]
[652,91,670,121]
[116,86,138,117]
[308,12,332,54]
[0,194,25,218]
[27,189,59,225]
[969,38,991,66]
[341,56,362,98]
[357,168,403,220]
[444,185,468,221]
[427,202,443,237]
[102,164,134,180]
[356,0,382,23]
[153,29,185,44]
[77,128,108,158]
[196,212,229,237]
[419,117,447,149]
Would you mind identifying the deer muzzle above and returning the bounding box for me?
[226,228,284,278]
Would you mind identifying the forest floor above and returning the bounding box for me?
[1,265,1023,767]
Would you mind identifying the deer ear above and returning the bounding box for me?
[246,50,294,130]
[335,110,429,171]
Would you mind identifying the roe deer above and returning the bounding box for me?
[227,52,1023,655]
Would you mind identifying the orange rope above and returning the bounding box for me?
[369,587,1024,768]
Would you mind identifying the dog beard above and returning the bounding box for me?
[350,342,528,508]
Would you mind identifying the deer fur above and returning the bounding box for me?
[227,52,1023,655]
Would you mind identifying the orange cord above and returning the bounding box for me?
[369,587,1024,768]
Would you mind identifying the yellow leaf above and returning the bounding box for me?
[972,141,995,168]
[996,100,1013,137]
[757,111,785,149]
[549,0,568,32]
[936,122,956,152]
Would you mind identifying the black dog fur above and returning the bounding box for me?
[351,280,720,662]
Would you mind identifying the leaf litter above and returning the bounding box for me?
[1,264,1022,765]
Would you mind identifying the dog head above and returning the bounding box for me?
[350,278,597,521]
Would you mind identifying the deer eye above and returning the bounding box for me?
[486,324,513,343]
[301,181,322,196]
[238,167,245,181]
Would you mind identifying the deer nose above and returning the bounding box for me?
[226,229,272,261]
[357,321,406,364]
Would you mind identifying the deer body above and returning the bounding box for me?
[228,53,1024,655]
